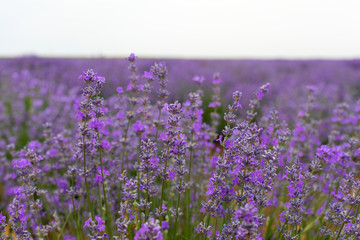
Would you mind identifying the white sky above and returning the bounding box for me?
[1,0,360,59]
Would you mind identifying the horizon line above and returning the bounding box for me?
[1,54,360,61]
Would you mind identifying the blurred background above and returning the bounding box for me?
[1,0,360,59]
[1,0,360,136]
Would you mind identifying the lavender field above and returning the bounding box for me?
[0,55,360,239]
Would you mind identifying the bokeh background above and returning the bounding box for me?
[1,0,360,141]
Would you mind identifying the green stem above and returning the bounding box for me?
[335,207,352,240]
[121,120,131,172]
[145,170,150,221]
[159,145,170,214]
[187,131,194,182]
[98,185,103,217]
[72,196,82,240]
[137,135,142,229]
[57,212,72,240]
[83,135,94,219]
[99,145,112,238]
[276,219,288,240]
[154,108,162,143]
[185,131,194,237]
[160,121,176,212]
[355,204,360,218]
[335,189,359,240]
[213,217,218,240]
[71,173,82,239]
[172,191,182,240]
[204,214,211,240]
[94,93,112,238]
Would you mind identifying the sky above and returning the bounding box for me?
[1,0,360,59]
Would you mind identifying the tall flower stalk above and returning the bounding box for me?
[77,69,98,219]
[151,62,169,144]
[121,53,140,172]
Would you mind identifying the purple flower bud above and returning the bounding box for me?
[192,75,205,85]
[126,53,137,62]
[142,71,154,81]
[116,86,124,94]
[0,212,5,225]
[79,69,98,84]
[134,120,145,135]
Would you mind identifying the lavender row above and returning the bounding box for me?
[1,57,360,124]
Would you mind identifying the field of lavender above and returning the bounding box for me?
[0,54,360,239]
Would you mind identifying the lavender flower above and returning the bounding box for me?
[135,218,163,240]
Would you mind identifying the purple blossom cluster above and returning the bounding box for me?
[0,54,360,240]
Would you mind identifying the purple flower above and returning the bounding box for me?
[161,221,169,230]
[168,171,176,181]
[142,71,153,81]
[134,120,145,135]
[149,156,159,166]
[192,75,205,85]
[14,158,31,169]
[89,120,105,131]
[209,101,220,108]
[212,73,222,84]
[256,91,265,100]
[256,83,270,100]
[83,217,92,228]
[126,82,132,91]
[95,216,106,232]
[0,212,5,224]
[94,174,103,184]
[64,236,76,240]
[79,69,98,84]
[101,139,111,149]
[116,86,124,94]
[126,53,137,62]
[98,76,106,83]
[135,218,163,240]
[28,141,41,150]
